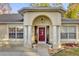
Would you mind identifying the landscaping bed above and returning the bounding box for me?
[49,43,79,56]
[61,43,79,48]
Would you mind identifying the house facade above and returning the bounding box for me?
[0,4,79,49]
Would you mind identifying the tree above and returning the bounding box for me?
[64,3,79,19]
[32,3,63,7]
[32,3,49,7]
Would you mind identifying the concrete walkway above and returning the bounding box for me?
[24,48,39,56]
[0,47,39,56]
[24,47,49,56]
[36,47,49,56]
[0,45,50,56]
[32,44,49,56]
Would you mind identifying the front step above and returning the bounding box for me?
[37,43,49,48]
[32,43,52,49]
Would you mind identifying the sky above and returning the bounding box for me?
[10,3,69,13]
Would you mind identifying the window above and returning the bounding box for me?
[61,33,68,39]
[61,26,76,39]
[68,27,76,39]
[17,27,23,39]
[61,27,68,39]
[69,33,76,39]
[9,27,16,39]
[9,27,23,39]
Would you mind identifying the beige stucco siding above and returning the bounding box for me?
[0,24,8,40]
[0,23,24,45]
[77,24,79,43]
[8,23,23,27]
[24,12,61,25]
[62,24,77,26]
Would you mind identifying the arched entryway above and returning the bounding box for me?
[32,15,52,44]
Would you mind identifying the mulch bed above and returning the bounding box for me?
[61,43,79,49]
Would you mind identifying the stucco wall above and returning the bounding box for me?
[0,23,24,46]
[24,12,62,25]
[77,24,79,43]
[0,24,8,40]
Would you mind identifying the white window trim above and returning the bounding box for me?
[61,26,76,39]
[8,26,24,40]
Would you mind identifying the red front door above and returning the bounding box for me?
[39,27,45,42]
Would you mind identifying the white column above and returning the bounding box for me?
[27,25,32,48]
[57,26,61,48]
[24,25,28,47]
[53,26,57,48]
[53,25,61,48]
[49,26,53,43]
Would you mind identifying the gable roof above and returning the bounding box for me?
[0,14,23,23]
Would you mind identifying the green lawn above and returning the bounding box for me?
[52,48,79,56]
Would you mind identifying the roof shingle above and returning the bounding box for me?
[0,14,23,22]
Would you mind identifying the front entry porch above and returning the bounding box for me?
[24,15,61,49]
